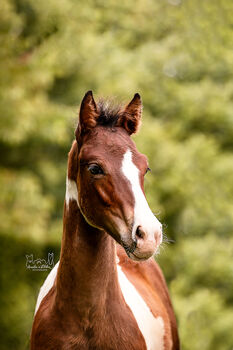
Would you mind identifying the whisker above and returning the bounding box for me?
[162,234,175,244]
[153,242,167,258]
[153,211,161,217]
[160,223,175,244]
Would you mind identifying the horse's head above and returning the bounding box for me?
[67,91,162,261]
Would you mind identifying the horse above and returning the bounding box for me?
[30,91,179,350]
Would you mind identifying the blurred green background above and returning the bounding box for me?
[0,0,233,349]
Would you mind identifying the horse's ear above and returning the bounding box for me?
[76,91,98,138]
[118,93,142,135]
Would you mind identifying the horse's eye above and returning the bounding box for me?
[88,164,104,175]
[145,167,151,175]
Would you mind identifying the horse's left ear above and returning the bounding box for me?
[76,91,99,139]
[118,93,142,135]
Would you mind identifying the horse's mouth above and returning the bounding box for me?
[121,240,137,257]
[128,251,153,261]
[121,241,153,261]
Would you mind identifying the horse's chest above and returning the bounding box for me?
[116,265,165,350]
[74,266,165,350]
[34,263,166,350]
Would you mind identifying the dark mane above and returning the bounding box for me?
[96,98,123,128]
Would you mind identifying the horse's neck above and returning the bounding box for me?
[55,200,120,321]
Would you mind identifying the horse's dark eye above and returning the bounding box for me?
[88,164,104,175]
[145,167,151,175]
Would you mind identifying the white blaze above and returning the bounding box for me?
[121,150,162,242]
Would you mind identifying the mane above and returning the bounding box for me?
[96,98,123,128]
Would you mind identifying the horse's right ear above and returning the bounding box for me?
[75,91,98,139]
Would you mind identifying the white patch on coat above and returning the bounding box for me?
[35,260,164,350]
[65,176,78,208]
[34,262,59,315]
[121,150,162,243]
[117,264,164,350]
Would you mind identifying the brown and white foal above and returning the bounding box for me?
[31,92,179,350]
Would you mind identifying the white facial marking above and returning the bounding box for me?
[117,264,165,350]
[65,176,79,208]
[121,150,162,242]
[35,262,59,315]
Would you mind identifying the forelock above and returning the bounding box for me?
[96,98,123,128]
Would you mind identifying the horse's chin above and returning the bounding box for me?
[127,252,153,261]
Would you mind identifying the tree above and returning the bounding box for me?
[0,0,232,348]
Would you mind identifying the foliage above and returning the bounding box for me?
[0,0,232,349]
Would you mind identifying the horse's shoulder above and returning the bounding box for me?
[34,261,59,315]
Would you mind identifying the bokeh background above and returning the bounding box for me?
[1,0,233,349]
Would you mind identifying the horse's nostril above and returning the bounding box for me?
[135,226,145,240]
